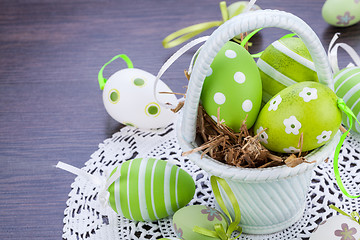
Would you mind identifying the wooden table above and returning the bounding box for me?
[0,0,359,239]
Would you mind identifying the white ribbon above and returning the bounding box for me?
[328,33,360,74]
[154,36,209,108]
[56,161,117,208]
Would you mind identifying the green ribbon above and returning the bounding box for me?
[98,54,133,90]
[193,176,242,239]
[330,204,360,224]
[162,1,262,48]
[334,98,360,199]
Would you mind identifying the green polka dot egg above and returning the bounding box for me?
[257,37,319,103]
[254,81,342,153]
[200,41,262,131]
[334,67,360,133]
[172,205,228,240]
[102,68,178,129]
[107,157,195,222]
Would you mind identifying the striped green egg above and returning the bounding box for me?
[107,158,195,222]
[257,37,319,103]
[334,67,360,133]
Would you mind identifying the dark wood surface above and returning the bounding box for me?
[0,0,359,239]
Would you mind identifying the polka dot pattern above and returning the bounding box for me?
[225,50,237,59]
[214,92,226,105]
[234,72,246,84]
[200,41,262,132]
[242,99,253,112]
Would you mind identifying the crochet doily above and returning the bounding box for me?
[62,122,360,240]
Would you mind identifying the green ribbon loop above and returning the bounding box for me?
[330,204,360,224]
[334,98,360,199]
[163,1,245,48]
[98,54,133,90]
[193,176,242,239]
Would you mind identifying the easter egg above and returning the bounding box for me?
[200,41,262,131]
[334,67,360,133]
[107,158,195,221]
[172,205,228,240]
[254,81,342,153]
[102,68,178,129]
[158,238,182,240]
[310,214,360,240]
[257,37,319,103]
[322,0,360,27]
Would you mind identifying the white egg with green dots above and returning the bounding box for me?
[257,37,319,103]
[334,67,360,133]
[254,81,342,153]
[102,68,178,129]
[106,157,195,222]
[200,41,262,131]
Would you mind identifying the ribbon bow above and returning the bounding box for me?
[193,176,242,240]
[162,0,258,49]
[334,99,360,199]
[55,161,115,207]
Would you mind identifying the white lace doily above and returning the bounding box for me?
[62,122,360,240]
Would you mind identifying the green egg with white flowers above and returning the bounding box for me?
[254,81,342,153]
[200,41,262,131]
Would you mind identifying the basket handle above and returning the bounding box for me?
[181,9,333,143]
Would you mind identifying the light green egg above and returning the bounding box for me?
[172,205,228,240]
[107,158,195,221]
[322,0,360,27]
[158,238,182,240]
[257,37,319,103]
[254,82,342,153]
[200,41,262,131]
[334,67,360,133]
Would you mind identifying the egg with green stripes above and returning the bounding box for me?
[257,37,319,103]
[334,67,360,133]
[106,157,195,222]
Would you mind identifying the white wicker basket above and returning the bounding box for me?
[176,9,341,234]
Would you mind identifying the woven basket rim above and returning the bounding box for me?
[176,113,341,182]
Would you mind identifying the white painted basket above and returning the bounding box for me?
[176,9,341,234]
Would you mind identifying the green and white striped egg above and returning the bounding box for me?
[257,37,319,103]
[200,41,262,131]
[334,67,360,133]
[254,81,342,153]
[107,158,195,221]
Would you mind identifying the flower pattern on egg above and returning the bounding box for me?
[334,223,357,240]
[268,95,282,111]
[283,116,302,135]
[256,126,268,144]
[173,223,184,240]
[283,146,300,153]
[200,207,223,221]
[316,130,332,144]
[299,87,318,102]
[337,12,355,26]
